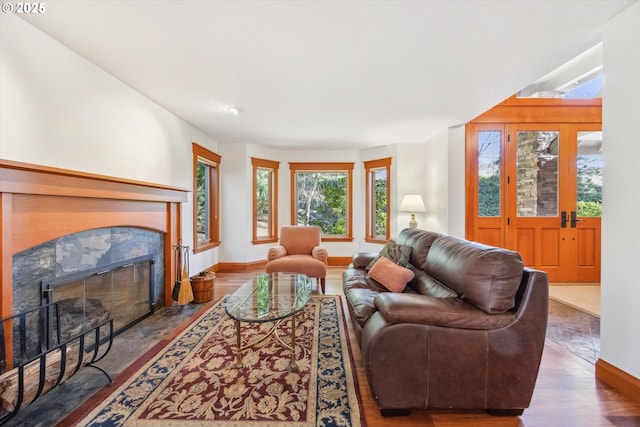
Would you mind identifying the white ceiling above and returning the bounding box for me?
[19,0,634,150]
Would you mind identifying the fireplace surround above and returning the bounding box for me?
[0,160,188,371]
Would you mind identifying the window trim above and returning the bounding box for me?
[364,157,392,243]
[252,157,279,244]
[289,162,354,242]
[192,143,221,253]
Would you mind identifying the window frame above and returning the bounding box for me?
[289,162,354,242]
[364,157,391,243]
[192,143,221,253]
[252,157,279,244]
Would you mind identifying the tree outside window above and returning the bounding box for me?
[193,143,221,253]
[252,157,279,243]
[289,162,354,241]
[364,158,391,242]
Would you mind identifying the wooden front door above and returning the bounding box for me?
[505,125,601,282]
[466,98,602,283]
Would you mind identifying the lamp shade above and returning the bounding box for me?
[399,194,426,213]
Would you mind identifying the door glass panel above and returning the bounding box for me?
[577,131,603,217]
[477,131,501,217]
[517,131,559,217]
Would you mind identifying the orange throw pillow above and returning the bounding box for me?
[368,255,415,292]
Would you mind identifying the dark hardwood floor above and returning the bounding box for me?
[7,267,640,426]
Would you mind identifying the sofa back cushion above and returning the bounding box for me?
[395,228,442,269]
[407,267,458,298]
[424,236,524,314]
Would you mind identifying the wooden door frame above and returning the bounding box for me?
[466,96,602,281]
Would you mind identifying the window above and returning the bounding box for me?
[364,158,391,242]
[576,130,603,217]
[193,143,221,253]
[477,130,501,217]
[252,157,279,244]
[289,162,354,242]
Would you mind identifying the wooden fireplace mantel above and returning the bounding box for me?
[0,159,189,318]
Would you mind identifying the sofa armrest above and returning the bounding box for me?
[267,245,287,261]
[312,246,328,265]
[374,293,515,330]
[351,252,378,269]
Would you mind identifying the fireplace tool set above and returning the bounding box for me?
[172,244,194,306]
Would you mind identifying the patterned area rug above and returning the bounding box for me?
[70,296,363,427]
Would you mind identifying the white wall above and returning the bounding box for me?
[600,1,640,380]
[0,15,220,275]
[447,125,467,238]
[422,130,449,234]
[0,15,217,187]
[396,143,429,232]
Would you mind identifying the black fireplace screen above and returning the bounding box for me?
[40,256,154,350]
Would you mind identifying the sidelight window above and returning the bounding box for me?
[193,143,221,252]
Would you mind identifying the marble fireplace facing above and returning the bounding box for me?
[12,227,163,355]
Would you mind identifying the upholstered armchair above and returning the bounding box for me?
[265,226,328,293]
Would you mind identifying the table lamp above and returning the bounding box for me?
[399,194,426,229]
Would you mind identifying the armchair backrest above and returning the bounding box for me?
[280,226,321,255]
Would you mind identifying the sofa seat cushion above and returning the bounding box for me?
[343,268,385,327]
[265,254,327,278]
[374,293,516,330]
[343,267,419,327]
[424,236,524,314]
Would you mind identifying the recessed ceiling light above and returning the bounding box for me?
[227,106,241,115]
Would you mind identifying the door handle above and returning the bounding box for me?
[561,211,568,228]
[570,211,584,228]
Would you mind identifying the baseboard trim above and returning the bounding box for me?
[595,358,640,403]
[328,256,352,267]
[216,260,267,273]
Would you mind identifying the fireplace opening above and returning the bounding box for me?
[40,255,155,351]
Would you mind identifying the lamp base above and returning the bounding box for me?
[409,215,418,229]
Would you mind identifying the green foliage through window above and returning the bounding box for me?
[296,172,347,236]
[256,168,271,238]
[479,174,500,217]
[373,173,387,237]
[196,161,210,244]
[192,143,220,251]
[576,154,602,217]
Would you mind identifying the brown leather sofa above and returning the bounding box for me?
[343,228,548,416]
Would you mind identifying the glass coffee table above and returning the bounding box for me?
[224,272,313,370]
